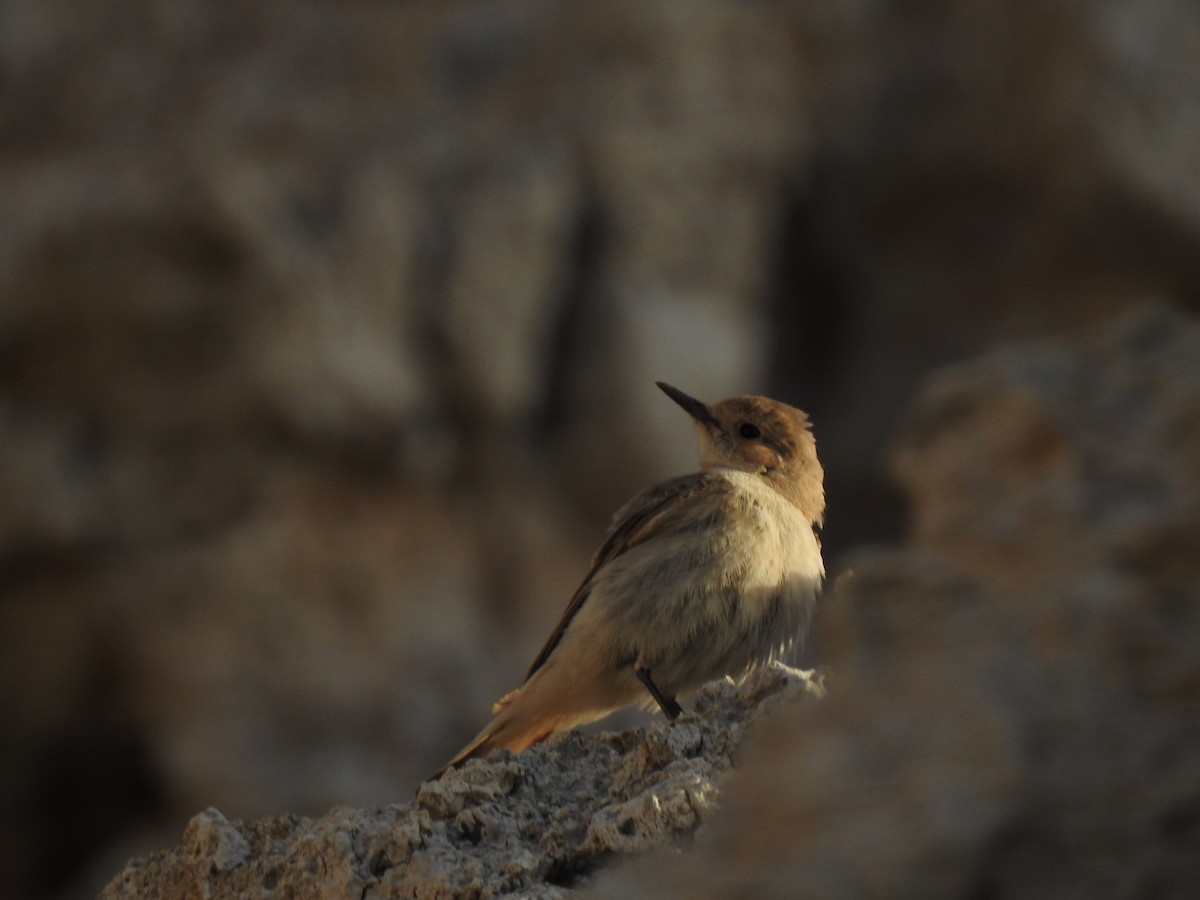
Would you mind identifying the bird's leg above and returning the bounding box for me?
[635,665,683,720]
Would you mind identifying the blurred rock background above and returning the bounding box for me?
[1,1,1198,898]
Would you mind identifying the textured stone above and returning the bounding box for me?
[891,303,1200,585]
[99,667,825,899]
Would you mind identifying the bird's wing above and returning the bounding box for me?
[524,471,721,681]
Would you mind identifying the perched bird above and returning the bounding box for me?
[433,382,825,777]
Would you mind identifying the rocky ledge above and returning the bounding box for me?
[101,666,824,899]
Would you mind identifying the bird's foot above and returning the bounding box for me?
[635,666,683,720]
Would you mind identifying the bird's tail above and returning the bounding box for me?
[428,687,558,781]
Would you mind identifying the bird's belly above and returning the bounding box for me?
[574,474,824,698]
[619,528,821,695]
[648,570,821,696]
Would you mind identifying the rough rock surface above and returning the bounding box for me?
[100,667,824,899]
[892,302,1200,589]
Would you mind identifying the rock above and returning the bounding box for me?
[891,303,1200,586]
[771,0,1200,550]
[99,666,825,899]
[182,809,251,873]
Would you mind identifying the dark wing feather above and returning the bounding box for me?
[524,472,715,680]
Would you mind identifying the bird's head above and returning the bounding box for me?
[657,381,824,523]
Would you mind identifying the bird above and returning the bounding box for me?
[432,381,824,778]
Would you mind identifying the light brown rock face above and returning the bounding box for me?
[892,303,1200,588]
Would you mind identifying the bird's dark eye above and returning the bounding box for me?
[738,423,761,440]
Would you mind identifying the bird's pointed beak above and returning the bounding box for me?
[656,382,719,429]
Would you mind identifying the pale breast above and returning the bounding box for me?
[724,468,824,592]
[577,468,824,695]
[719,469,823,657]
